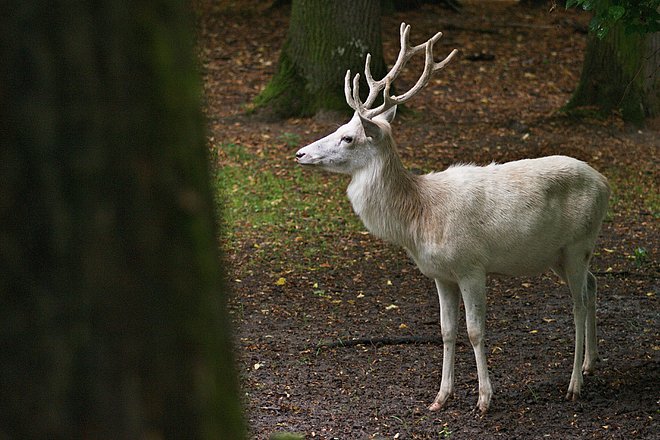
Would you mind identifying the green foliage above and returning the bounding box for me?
[632,246,649,266]
[566,0,660,38]
[438,425,453,438]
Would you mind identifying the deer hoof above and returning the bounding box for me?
[428,401,443,411]
[475,401,489,415]
[582,357,599,376]
[565,390,580,401]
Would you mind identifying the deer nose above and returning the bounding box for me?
[295,151,306,159]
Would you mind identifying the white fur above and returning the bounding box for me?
[296,112,610,413]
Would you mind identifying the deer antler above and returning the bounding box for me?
[345,22,458,119]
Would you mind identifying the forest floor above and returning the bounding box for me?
[199,1,659,439]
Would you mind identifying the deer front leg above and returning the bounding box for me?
[459,273,492,413]
[429,279,460,411]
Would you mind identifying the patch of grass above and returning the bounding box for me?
[277,132,302,148]
[214,142,363,273]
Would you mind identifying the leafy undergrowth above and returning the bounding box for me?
[201,1,658,439]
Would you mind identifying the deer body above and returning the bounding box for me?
[350,151,608,282]
[295,23,610,413]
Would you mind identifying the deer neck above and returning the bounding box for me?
[347,146,422,249]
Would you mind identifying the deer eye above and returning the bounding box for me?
[341,136,353,144]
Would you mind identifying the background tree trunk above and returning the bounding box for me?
[254,0,386,118]
[0,1,244,439]
[565,25,659,124]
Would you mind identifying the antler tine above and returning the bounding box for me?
[344,69,357,110]
[435,48,459,71]
[351,73,362,111]
[363,53,379,108]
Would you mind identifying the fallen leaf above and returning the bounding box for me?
[275,277,286,286]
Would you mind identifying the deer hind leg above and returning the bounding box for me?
[458,272,492,413]
[429,279,460,411]
[552,265,599,376]
[555,246,592,401]
[582,271,599,375]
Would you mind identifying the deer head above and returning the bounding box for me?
[295,22,458,174]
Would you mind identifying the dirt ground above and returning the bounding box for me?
[199,1,659,438]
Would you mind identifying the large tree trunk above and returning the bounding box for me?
[565,25,660,124]
[0,1,244,439]
[254,0,386,118]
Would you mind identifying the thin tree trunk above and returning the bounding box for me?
[565,24,659,124]
[254,0,385,118]
[0,1,244,438]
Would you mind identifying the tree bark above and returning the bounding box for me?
[565,24,659,124]
[254,0,386,118]
[0,1,244,439]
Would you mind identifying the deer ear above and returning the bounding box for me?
[378,105,397,124]
[358,113,383,140]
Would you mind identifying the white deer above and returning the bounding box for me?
[295,23,610,413]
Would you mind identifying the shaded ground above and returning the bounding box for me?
[199,1,659,438]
